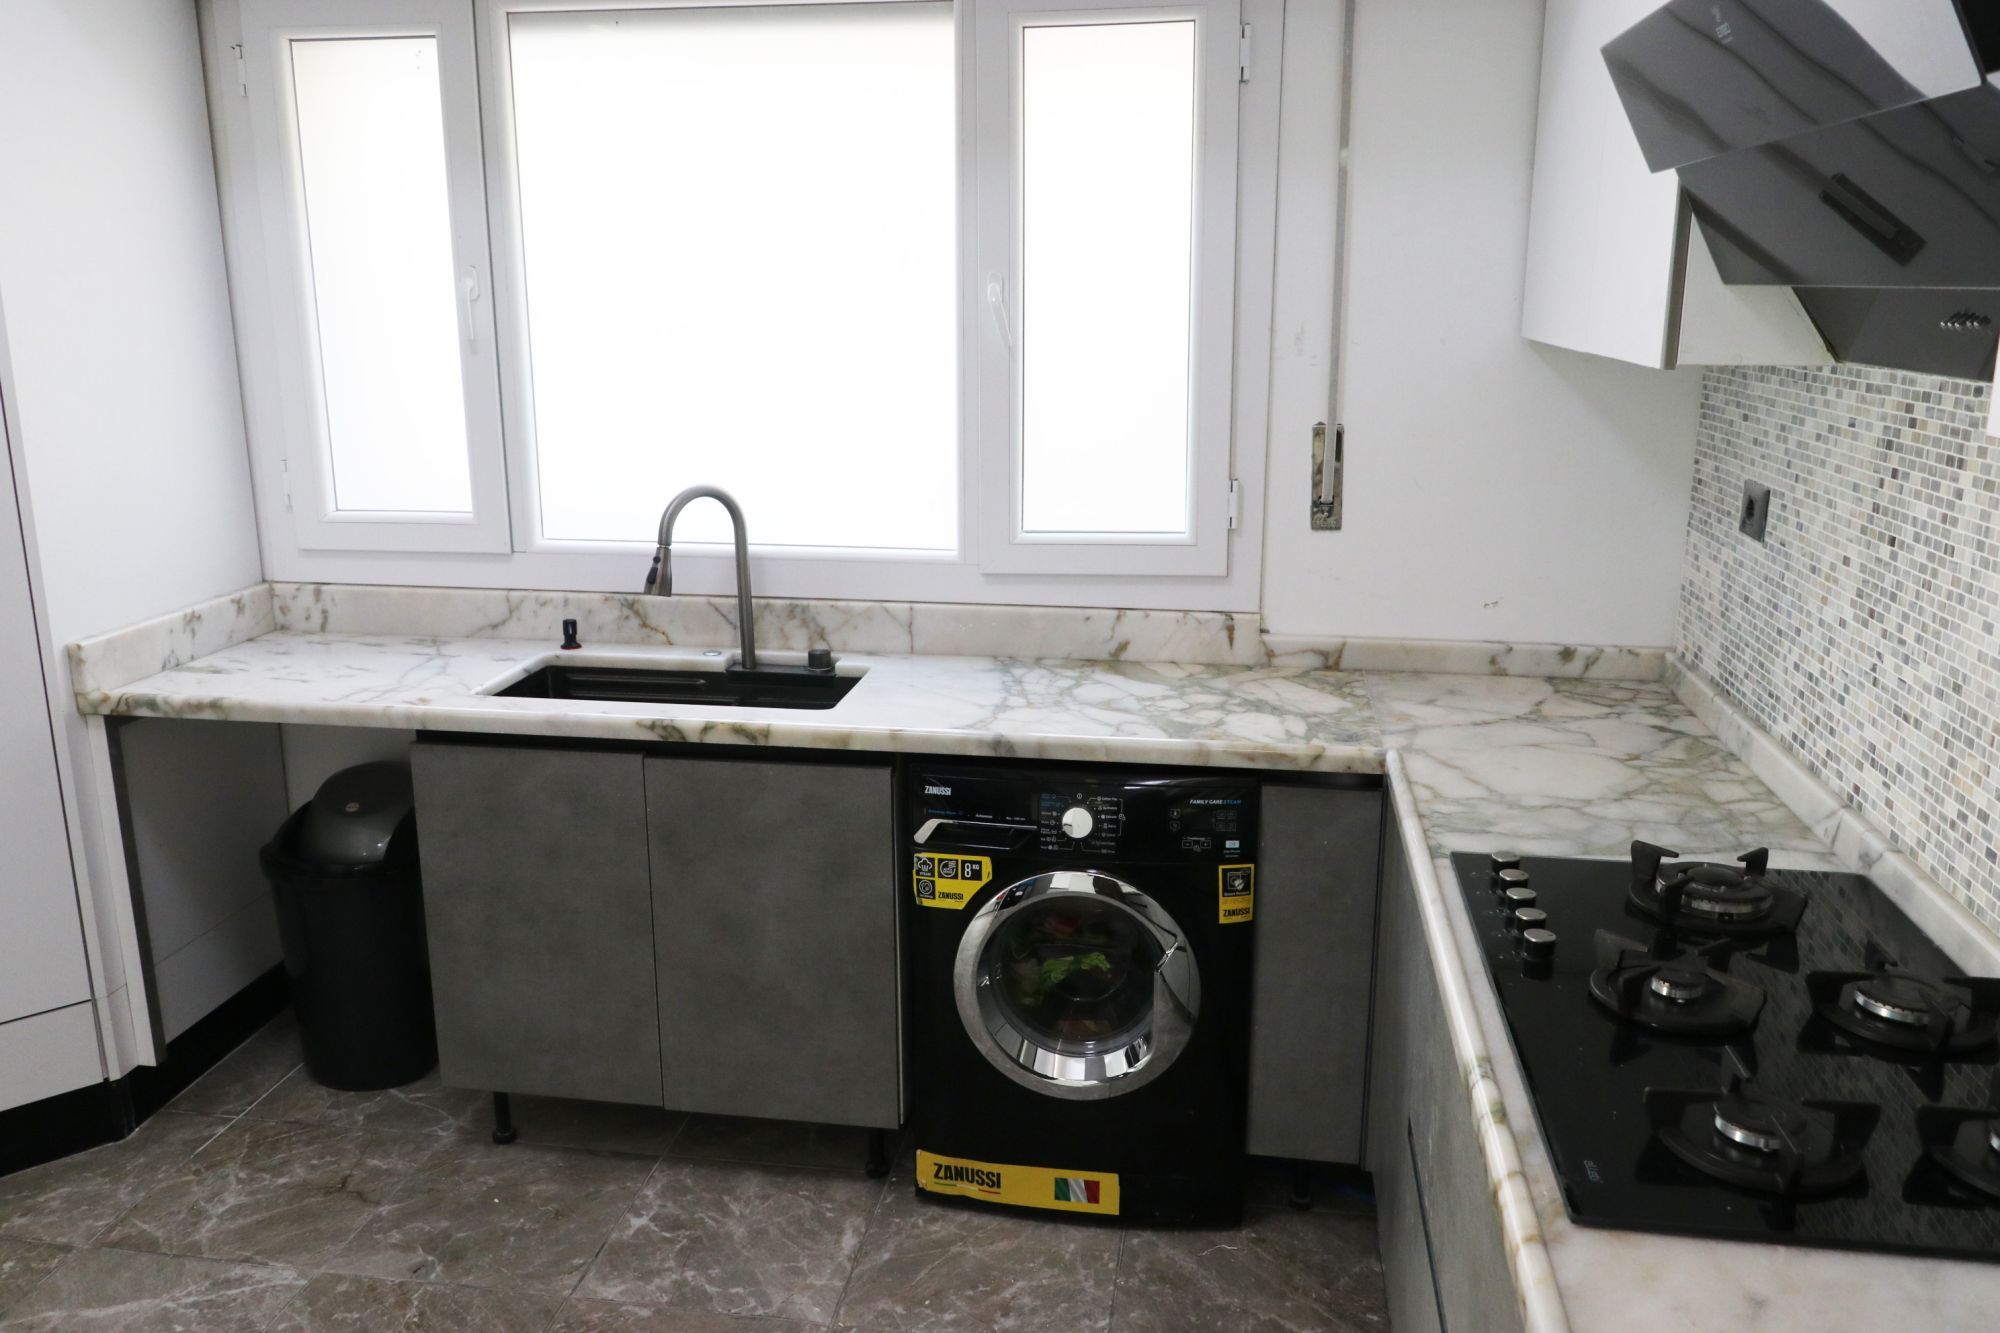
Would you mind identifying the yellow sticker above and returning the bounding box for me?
[916,1149,1120,1215]
[1219,864,1255,923]
[913,852,992,910]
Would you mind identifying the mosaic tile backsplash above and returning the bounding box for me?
[1681,365,2000,931]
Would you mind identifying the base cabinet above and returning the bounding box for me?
[647,755,900,1129]
[1368,813,1524,1333]
[412,742,662,1105]
[414,740,900,1127]
[1245,783,1383,1162]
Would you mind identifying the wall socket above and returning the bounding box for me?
[1740,480,1772,542]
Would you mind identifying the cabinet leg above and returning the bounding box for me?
[492,1092,518,1145]
[865,1128,890,1179]
[1289,1161,1313,1210]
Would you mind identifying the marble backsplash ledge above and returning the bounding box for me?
[65,584,274,696]
[268,583,1268,667]
[1681,363,2000,933]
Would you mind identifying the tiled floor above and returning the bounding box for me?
[0,1015,1389,1331]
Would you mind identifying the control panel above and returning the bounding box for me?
[1038,790,1124,852]
[911,768,1255,864]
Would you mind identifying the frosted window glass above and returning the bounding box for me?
[290,37,472,514]
[1019,21,1196,536]
[508,4,957,550]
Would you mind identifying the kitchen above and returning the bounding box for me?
[1,0,1997,1329]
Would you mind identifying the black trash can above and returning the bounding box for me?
[261,761,436,1090]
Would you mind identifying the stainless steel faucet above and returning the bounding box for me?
[644,485,757,670]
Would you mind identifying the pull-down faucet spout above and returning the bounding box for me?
[644,485,757,670]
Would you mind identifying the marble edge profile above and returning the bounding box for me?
[1666,657,2000,974]
[65,584,274,695]
[75,686,1389,777]
[1385,754,1570,1333]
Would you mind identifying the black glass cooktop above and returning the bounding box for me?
[1452,850,2000,1262]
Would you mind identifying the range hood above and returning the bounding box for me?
[1604,0,2000,377]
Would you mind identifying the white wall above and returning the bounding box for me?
[1259,0,1702,647]
[0,0,275,1076]
[0,0,262,646]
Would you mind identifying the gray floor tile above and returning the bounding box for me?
[247,1066,487,1136]
[1110,1180,1387,1333]
[170,1012,302,1117]
[97,1118,437,1269]
[325,1137,654,1297]
[578,1158,883,1322]
[669,1115,874,1173]
[0,1239,66,1319]
[0,1112,231,1246]
[268,1271,562,1332]
[496,1095,687,1157]
[0,1246,304,1332]
[836,1172,1120,1332]
[555,1297,816,1331]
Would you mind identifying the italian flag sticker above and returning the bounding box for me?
[1055,1177,1101,1205]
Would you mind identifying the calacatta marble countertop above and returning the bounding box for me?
[70,612,2000,1331]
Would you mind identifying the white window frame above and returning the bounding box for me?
[239,0,511,553]
[205,0,1282,610]
[972,0,1239,576]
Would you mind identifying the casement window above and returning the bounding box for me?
[217,0,1263,602]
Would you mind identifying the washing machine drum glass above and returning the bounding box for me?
[954,870,1201,1100]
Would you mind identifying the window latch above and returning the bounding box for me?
[459,266,482,349]
[984,272,1015,350]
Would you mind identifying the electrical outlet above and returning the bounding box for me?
[1739,481,1772,542]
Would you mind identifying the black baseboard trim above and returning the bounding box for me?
[0,965,288,1180]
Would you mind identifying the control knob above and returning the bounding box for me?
[1521,928,1557,962]
[1060,805,1095,839]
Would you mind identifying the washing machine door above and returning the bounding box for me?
[953,870,1201,1101]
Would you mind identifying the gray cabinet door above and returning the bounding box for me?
[412,741,662,1105]
[1369,807,1524,1333]
[1245,784,1383,1162]
[646,755,899,1129]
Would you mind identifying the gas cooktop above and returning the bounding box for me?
[1453,845,2000,1262]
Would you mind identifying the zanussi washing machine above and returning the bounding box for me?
[904,759,1258,1226]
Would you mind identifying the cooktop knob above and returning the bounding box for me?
[1060,805,1095,839]
[1496,868,1531,892]
[1521,928,1557,962]
[1503,885,1538,911]
[1491,850,1522,873]
[1513,906,1549,932]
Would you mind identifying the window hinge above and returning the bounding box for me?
[232,43,246,97]
[279,457,293,511]
[1239,24,1252,83]
[1226,478,1242,530]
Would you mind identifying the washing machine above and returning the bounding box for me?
[904,759,1259,1227]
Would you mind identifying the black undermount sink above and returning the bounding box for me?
[495,663,858,710]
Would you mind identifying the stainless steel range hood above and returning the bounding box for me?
[1603,0,2000,377]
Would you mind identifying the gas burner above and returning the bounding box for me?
[1808,969,2000,1057]
[1587,931,1765,1037]
[1919,1071,2000,1202]
[1647,1084,1877,1198]
[1627,841,1806,938]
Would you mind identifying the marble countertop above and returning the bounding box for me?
[71,622,2000,1330]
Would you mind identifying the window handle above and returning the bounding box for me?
[459,265,482,348]
[984,272,1015,350]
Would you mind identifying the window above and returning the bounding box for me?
[242,0,508,552]
[223,0,1254,598]
[494,2,957,552]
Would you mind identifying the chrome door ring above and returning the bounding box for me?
[952,869,1201,1101]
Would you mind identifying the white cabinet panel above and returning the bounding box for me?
[0,1003,102,1114]
[0,403,90,1026]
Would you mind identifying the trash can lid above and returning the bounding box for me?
[297,761,414,865]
